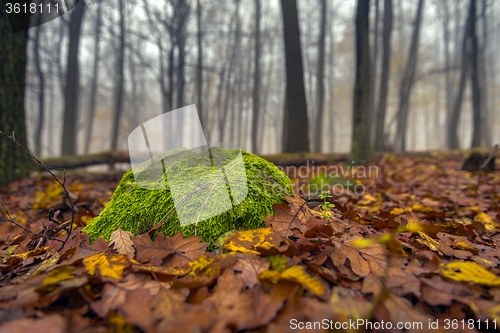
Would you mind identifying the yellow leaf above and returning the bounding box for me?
[441,261,500,286]
[281,266,326,296]
[410,204,436,214]
[258,269,282,283]
[351,238,376,248]
[259,266,326,296]
[43,266,75,286]
[224,228,275,254]
[475,212,500,231]
[10,246,49,260]
[83,253,128,279]
[390,207,407,216]
[357,194,376,206]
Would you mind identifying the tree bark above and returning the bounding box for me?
[196,0,204,128]
[394,0,424,152]
[61,0,85,155]
[84,0,102,154]
[219,0,241,142]
[33,12,45,157]
[175,0,189,109]
[469,0,481,148]
[0,8,34,186]
[374,0,392,152]
[110,0,125,151]
[350,0,371,164]
[251,0,261,153]
[280,0,310,153]
[314,0,327,153]
[447,0,474,149]
[369,0,379,146]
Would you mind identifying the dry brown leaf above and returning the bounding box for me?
[109,228,135,258]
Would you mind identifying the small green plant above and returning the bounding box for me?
[318,190,335,219]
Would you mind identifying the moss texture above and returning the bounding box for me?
[83,147,293,244]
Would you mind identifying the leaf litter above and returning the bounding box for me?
[0,153,500,332]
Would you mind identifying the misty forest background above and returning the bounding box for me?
[22,0,500,159]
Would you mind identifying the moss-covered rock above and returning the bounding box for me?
[83,147,293,244]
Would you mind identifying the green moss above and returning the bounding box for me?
[83,147,293,245]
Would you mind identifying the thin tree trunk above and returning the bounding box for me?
[369,0,379,146]
[447,0,474,149]
[196,0,204,128]
[280,0,310,153]
[84,0,102,154]
[374,0,392,151]
[110,0,125,151]
[175,0,189,109]
[479,0,490,146]
[394,0,424,152]
[440,1,453,131]
[350,0,371,164]
[62,0,85,155]
[220,0,241,142]
[313,0,327,153]
[251,0,261,153]
[33,14,45,156]
[469,0,481,148]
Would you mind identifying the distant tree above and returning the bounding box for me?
[84,0,102,154]
[280,0,309,153]
[394,0,424,152]
[33,12,45,156]
[313,0,327,153]
[447,0,474,149]
[350,0,371,164]
[469,0,481,148]
[110,0,125,151]
[374,0,392,151]
[196,0,204,128]
[0,10,34,185]
[62,0,86,155]
[251,0,261,153]
[369,0,379,146]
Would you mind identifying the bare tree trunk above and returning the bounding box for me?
[440,1,453,132]
[394,0,424,152]
[369,0,379,146]
[62,0,85,155]
[374,0,392,151]
[110,0,125,151]
[350,0,371,164]
[280,0,310,153]
[220,0,241,142]
[479,0,490,146]
[251,0,261,153]
[469,0,481,148]
[328,20,335,152]
[196,0,204,128]
[84,0,102,154]
[175,0,189,109]
[313,0,327,153]
[447,0,474,149]
[33,13,45,156]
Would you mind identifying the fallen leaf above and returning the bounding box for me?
[441,261,500,286]
[109,228,135,258]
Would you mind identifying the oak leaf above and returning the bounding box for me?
[109,228,135,258]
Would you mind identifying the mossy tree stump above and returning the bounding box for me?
[83,147,293,244]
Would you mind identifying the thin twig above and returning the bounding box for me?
[475,144,498,198]
[0,130,75,250]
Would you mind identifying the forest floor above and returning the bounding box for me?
[0,151,499,333]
